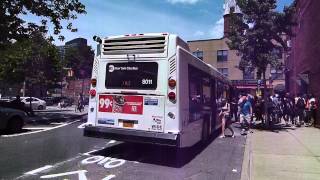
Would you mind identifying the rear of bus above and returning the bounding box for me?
[84,33,182,147]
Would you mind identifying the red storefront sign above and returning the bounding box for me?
[98,95,143,115]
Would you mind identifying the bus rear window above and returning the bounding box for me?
[105,62,158,89]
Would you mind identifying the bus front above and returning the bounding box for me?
[84,33,181,147]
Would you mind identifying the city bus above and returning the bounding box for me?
[84,33,232,148]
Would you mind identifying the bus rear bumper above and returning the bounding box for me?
[84,126,180,147]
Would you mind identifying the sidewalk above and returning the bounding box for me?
[26,105,88,124]
[243,125,320,180]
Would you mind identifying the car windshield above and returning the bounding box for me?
[1,1,319,180]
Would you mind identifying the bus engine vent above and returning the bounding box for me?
[169,58,176,74]
[102,36,166,55]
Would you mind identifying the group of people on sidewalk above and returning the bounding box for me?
[252,92,318,128]
[219,92,319,138]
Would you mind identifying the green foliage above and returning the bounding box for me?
[0,0,86,45]
[64,45,94,79]
[227,0,297,79]
[0,33,62,87]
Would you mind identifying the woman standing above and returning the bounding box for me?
[220,98,235,138]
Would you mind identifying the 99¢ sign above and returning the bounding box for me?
[99,95,113,112]
[99,95,143,114]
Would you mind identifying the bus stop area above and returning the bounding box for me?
[242,125,320,180]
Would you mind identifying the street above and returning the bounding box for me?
[0,113,246,180]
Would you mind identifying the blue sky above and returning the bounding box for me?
[26,0,294,48]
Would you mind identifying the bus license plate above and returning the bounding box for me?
[123,121,134,128]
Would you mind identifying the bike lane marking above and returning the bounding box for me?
[24,165,53,175]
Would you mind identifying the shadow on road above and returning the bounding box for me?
[0,129,31,136]
[91,129,222,168]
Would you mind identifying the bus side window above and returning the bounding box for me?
[202,76,211,106]
[189,66,202,122]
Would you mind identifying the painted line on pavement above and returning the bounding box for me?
[77,123,87,129]
[24,165,53,175]
[82,140,117,156]
[2,120,80,138]
[24,127,55,130]
[50,122,64,125]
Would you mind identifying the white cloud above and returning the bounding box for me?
[209,18,224,39]
[166,0,201,4]
[193,30,205,37]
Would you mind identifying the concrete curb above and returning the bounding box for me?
[240,132,253,180]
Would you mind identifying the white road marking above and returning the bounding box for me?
[102,174,116,180]
[81,156,105,165]
[232,168,238,173]
[108,140,116,144]
[50,122,64,125]
[24,165,53,175]
[82,149,101,156]
[103,158,126,169]
[77,123,87,129]
[2,120,80,137]
[24,127,54,130]
[40,170,88,179]
[81,156,126,169]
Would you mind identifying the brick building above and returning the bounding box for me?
[188,0,285,95]
[287,0,320,125]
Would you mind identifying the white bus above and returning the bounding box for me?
[84,33,232,148]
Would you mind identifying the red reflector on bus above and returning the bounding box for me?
[168,79,176,88]
[89,89,96,97]
[168,92,176,101]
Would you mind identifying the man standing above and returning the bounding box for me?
[240,94,253,135]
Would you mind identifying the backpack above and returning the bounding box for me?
[297,98,305,109]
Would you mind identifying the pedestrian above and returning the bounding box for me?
[240,94,253,135]
[295,94,306,127]
[219,98,235,138]
[76,94,84,112]
[230,97,238,122]
[283,95,294,126]
[255,96,264,124]
[307,94,317,126]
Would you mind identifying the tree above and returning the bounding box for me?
[227,0,297,127]
[64,45,94,79]
[0,32,62,96]
[0,0,86,46]
[227,0,296,80]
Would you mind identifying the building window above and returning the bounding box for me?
[270,67,284,80]
[193,51,203,60]
[218,68,229,77]
[243,69,254,80]
[217,50,228,62]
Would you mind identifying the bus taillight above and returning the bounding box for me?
[168,92,176,101]
[91,78,97,87]
[89,89,96,97]
[168,79,176,88]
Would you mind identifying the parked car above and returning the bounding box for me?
[0,106,26,133]
[20,97,46,110]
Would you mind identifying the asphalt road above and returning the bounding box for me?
[0,117,246,180]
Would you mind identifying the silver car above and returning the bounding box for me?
[0,106,26,133]
[21,97,46,110]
